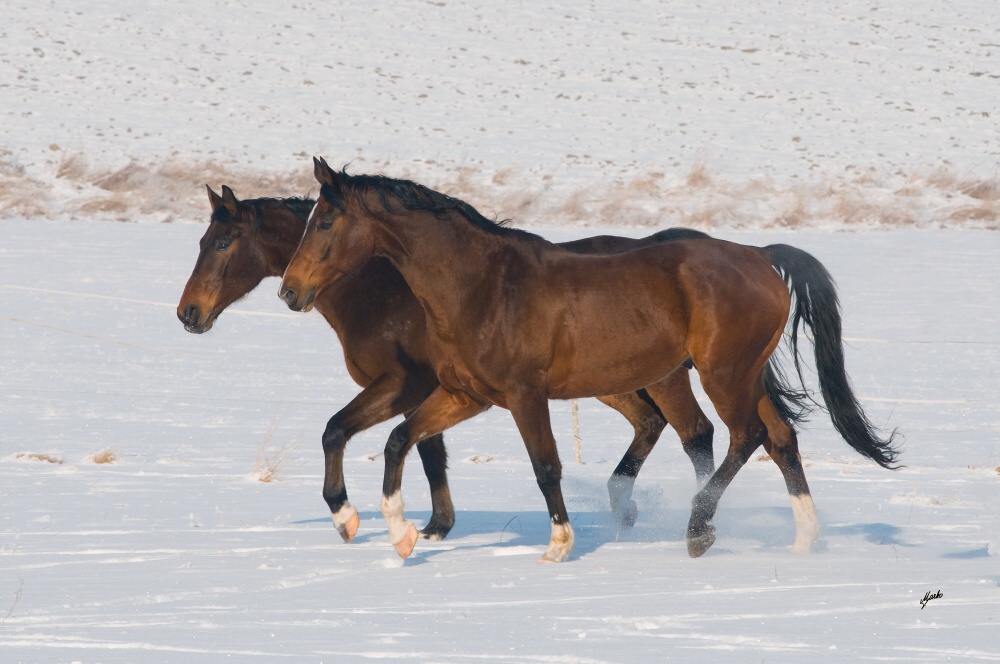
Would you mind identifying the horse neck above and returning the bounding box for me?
[368,208,508,324]
[255,205,308,276]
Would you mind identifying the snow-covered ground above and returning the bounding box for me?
[2,1,999,226]
[2,0,1000,661]
[2,221,999,662]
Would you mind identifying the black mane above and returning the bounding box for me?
[326,169,518,236]
[211,196,315,228]
[249,196,316,224]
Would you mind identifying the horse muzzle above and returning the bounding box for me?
[177,304,215,333]
[279,285,316,313]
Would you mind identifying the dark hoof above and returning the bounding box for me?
[420,520,454,541]
[616,500,638,530]
[686,523,716,558]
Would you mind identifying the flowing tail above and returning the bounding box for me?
[763,243,902,469]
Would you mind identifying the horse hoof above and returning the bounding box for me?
[333,508,360,543]
[537,551,569,564]
[617,500,638,529]
[420,521,453,541]
[686,524,716,558]
[393,523,419,559]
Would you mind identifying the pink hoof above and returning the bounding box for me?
[337,511,360,543]
[393,523,419,559]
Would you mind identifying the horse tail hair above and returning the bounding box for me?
[762,243,903,469]
[761,356,813,428]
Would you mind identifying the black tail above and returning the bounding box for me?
[763,244,902,469]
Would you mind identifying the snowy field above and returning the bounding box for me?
[2,0,1000,662]
[2,222,999,662]
[1,0,999,227]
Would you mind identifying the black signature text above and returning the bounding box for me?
[920,590,943,609]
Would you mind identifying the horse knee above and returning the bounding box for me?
[384,424,411,466]
[322,419,347,454]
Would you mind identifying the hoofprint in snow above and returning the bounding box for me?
[2,219,998,662]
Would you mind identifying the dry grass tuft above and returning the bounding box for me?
[251,442,295,482]
[16,453,64,464]
[88,448,118,464]
[250,418,298,483]
[685,160,713,188]
[950,201,999,223]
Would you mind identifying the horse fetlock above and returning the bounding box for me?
[607,475,638,527]
[790,493,820,554]
[420,512,455,541]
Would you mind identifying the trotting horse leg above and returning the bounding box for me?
[381,386,490,558]
[597,391,667,529]
[322,373,441,542]
[414,432,455,540]
[508,390,574,563]
[758,396,820,553]
[644,368,716,484]
[685,372,769,558]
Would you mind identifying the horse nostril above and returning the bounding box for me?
[181,304,199,326]
[280,287,298,308]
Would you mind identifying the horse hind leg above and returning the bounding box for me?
[686,371,769,558]
[597,391,667,529]
[643,368,716,485]
[759,396,819,554]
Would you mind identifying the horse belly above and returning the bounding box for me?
[549,308,688,399]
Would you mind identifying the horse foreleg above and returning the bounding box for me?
[322,373,426,542]
[509,391,574,563]
[381,386,489,558]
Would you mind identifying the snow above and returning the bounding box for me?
[2,0,1000,661]
[2,1,999,226]
[2,221,999,661]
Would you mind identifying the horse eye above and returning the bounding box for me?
[216,238,231,251]
[318,219,333,231]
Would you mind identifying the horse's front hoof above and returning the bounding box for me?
[336,511,360,543]
[392,523,419,559]
[686,523,716,558]
[420,520,453,541]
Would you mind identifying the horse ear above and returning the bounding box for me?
[313,156,335,188]
[220,185,239,214]
[206,185,224,211]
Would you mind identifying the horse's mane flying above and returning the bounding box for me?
[331,169,516,235]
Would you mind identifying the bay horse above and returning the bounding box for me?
[279,158,900,563]
[177,185,770,542]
